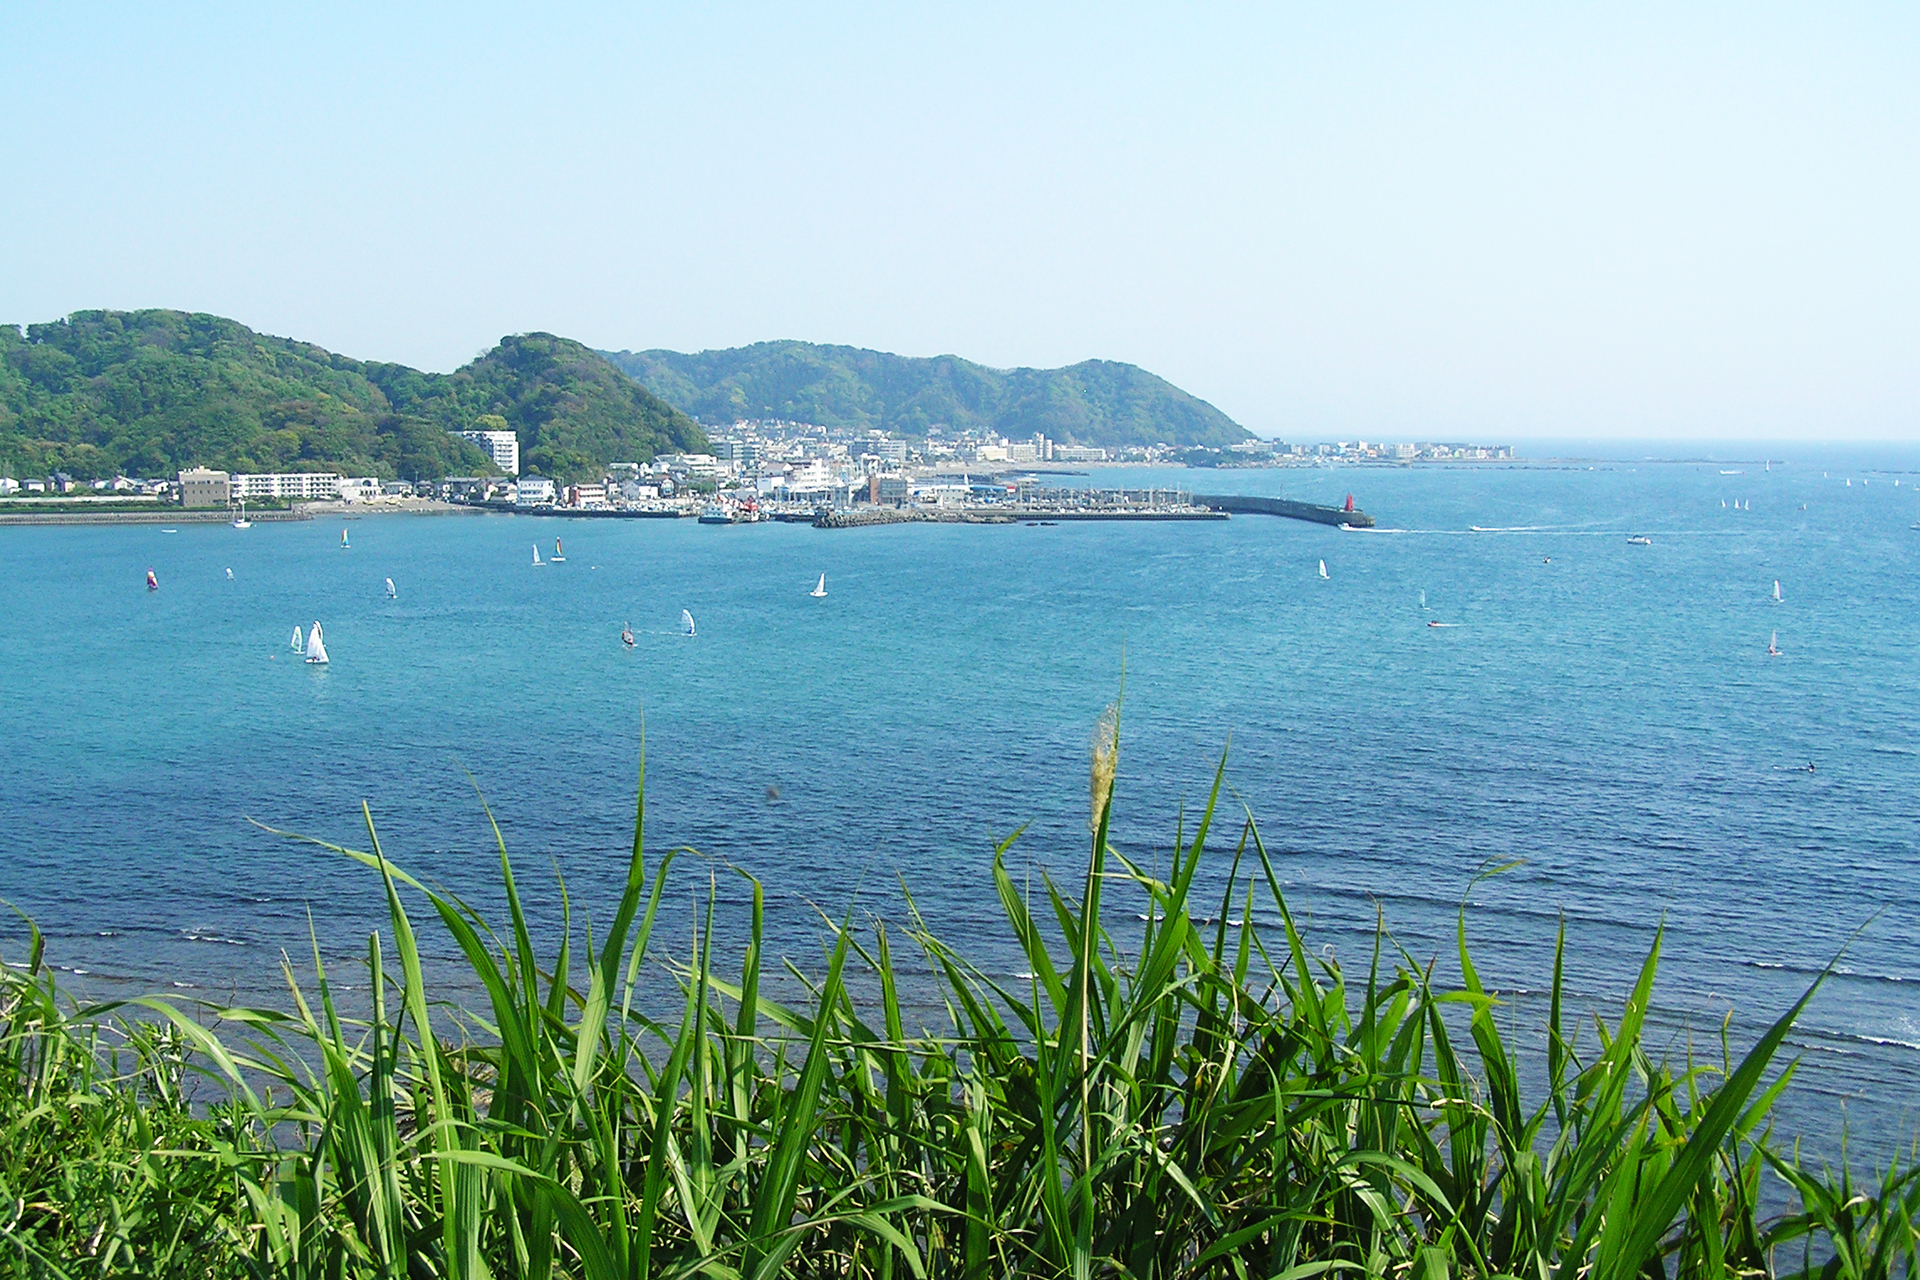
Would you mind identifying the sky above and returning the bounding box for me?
[3,3,1915,442]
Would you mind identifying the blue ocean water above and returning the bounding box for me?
[2,454,1917,1152]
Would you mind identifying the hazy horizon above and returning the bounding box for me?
[5,4,1915,443]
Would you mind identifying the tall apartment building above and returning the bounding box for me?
[454,429,521,475]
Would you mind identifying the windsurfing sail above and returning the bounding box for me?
[681,609,696,637]
[146,569,158,590]
[1768,631,1780,656]
[1318,560,1328,579]
[532,543,542,565]
[811,573,827,597]
[341,528,350,548]
[305,621,329,664]
[385,577,396,598]
[1773,580,1782,602]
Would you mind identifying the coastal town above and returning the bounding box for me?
[0,422,1512,524]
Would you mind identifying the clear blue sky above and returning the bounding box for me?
[4,3,1915,441]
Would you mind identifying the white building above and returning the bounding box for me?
[455,429,521,475]
[230,472,342,501]
[337,477,382,502]
[1052,445,1107,463]
[515,475,556,506]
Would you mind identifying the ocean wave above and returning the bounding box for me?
[182,929,248,946]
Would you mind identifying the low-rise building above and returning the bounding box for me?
[515,475,556,506]
[178,467,231,508]
[566,483,608,507]
[231,472,342,501]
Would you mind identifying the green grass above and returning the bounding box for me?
[0,723,1915,1277]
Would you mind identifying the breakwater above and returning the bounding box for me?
[1192,493,1375,527]
[813,508,1019,529]
[0,508,310,526]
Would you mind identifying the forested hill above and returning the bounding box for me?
[601,341,1252,449]
[0,311,708,482]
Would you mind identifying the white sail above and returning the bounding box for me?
[681,609,696,637]
[1318,560,1328,579]
[386,577,396,598]
[290,626,302,651]
[811,574,827,597]
[1773,580,1782,602]
[305,621,329,664]
[1420,590,1427,608]
[1769,630,1779,655]
[532,544,541,565]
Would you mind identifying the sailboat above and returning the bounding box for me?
[1767,631,1780,657]
[1318,560,1329,580]
[621,622,635,648]
[1773,580,1782,602]
[532,543,542,566]
[385,577,397,599]
[305,621,329,665]
[290,625,303,652]
[681,609,696,637]
[810,573,827,598]
[225,568,234,580]
[145,568,158,591]
[231,499,250,529]
[341,528,350,548]
[552,538,565,563]
[1420,590,1427,609]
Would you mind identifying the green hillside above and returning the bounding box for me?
[0,310,707,483]
[601,341,1252,449]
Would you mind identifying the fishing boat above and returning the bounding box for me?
[1767,631,1780,657]
[290,625,303,652]
[810,573,827,598]
[1773,580,1782,602]
[145,568,158,591]
[681,609,696,637]
[621,622,635,648]
[341,528,350,549]
[305,621,329,665]
[551,538,565,563]
[1318,560,1329,579]
[698,506,732,525]
[386,577,396,599]
[531,543,542,566]
[1626,535,1652,546]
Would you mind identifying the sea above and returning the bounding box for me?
[2,449,1917,1158]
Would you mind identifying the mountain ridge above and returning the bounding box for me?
[601,340,1252,449]
[0,310,707,483]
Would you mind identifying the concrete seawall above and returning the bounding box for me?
[1192,494,1375,528]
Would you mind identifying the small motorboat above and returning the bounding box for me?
[621,622,635,648]
[1626,535,1652,546]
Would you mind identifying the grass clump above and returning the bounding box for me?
[0,725,1916,1278]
